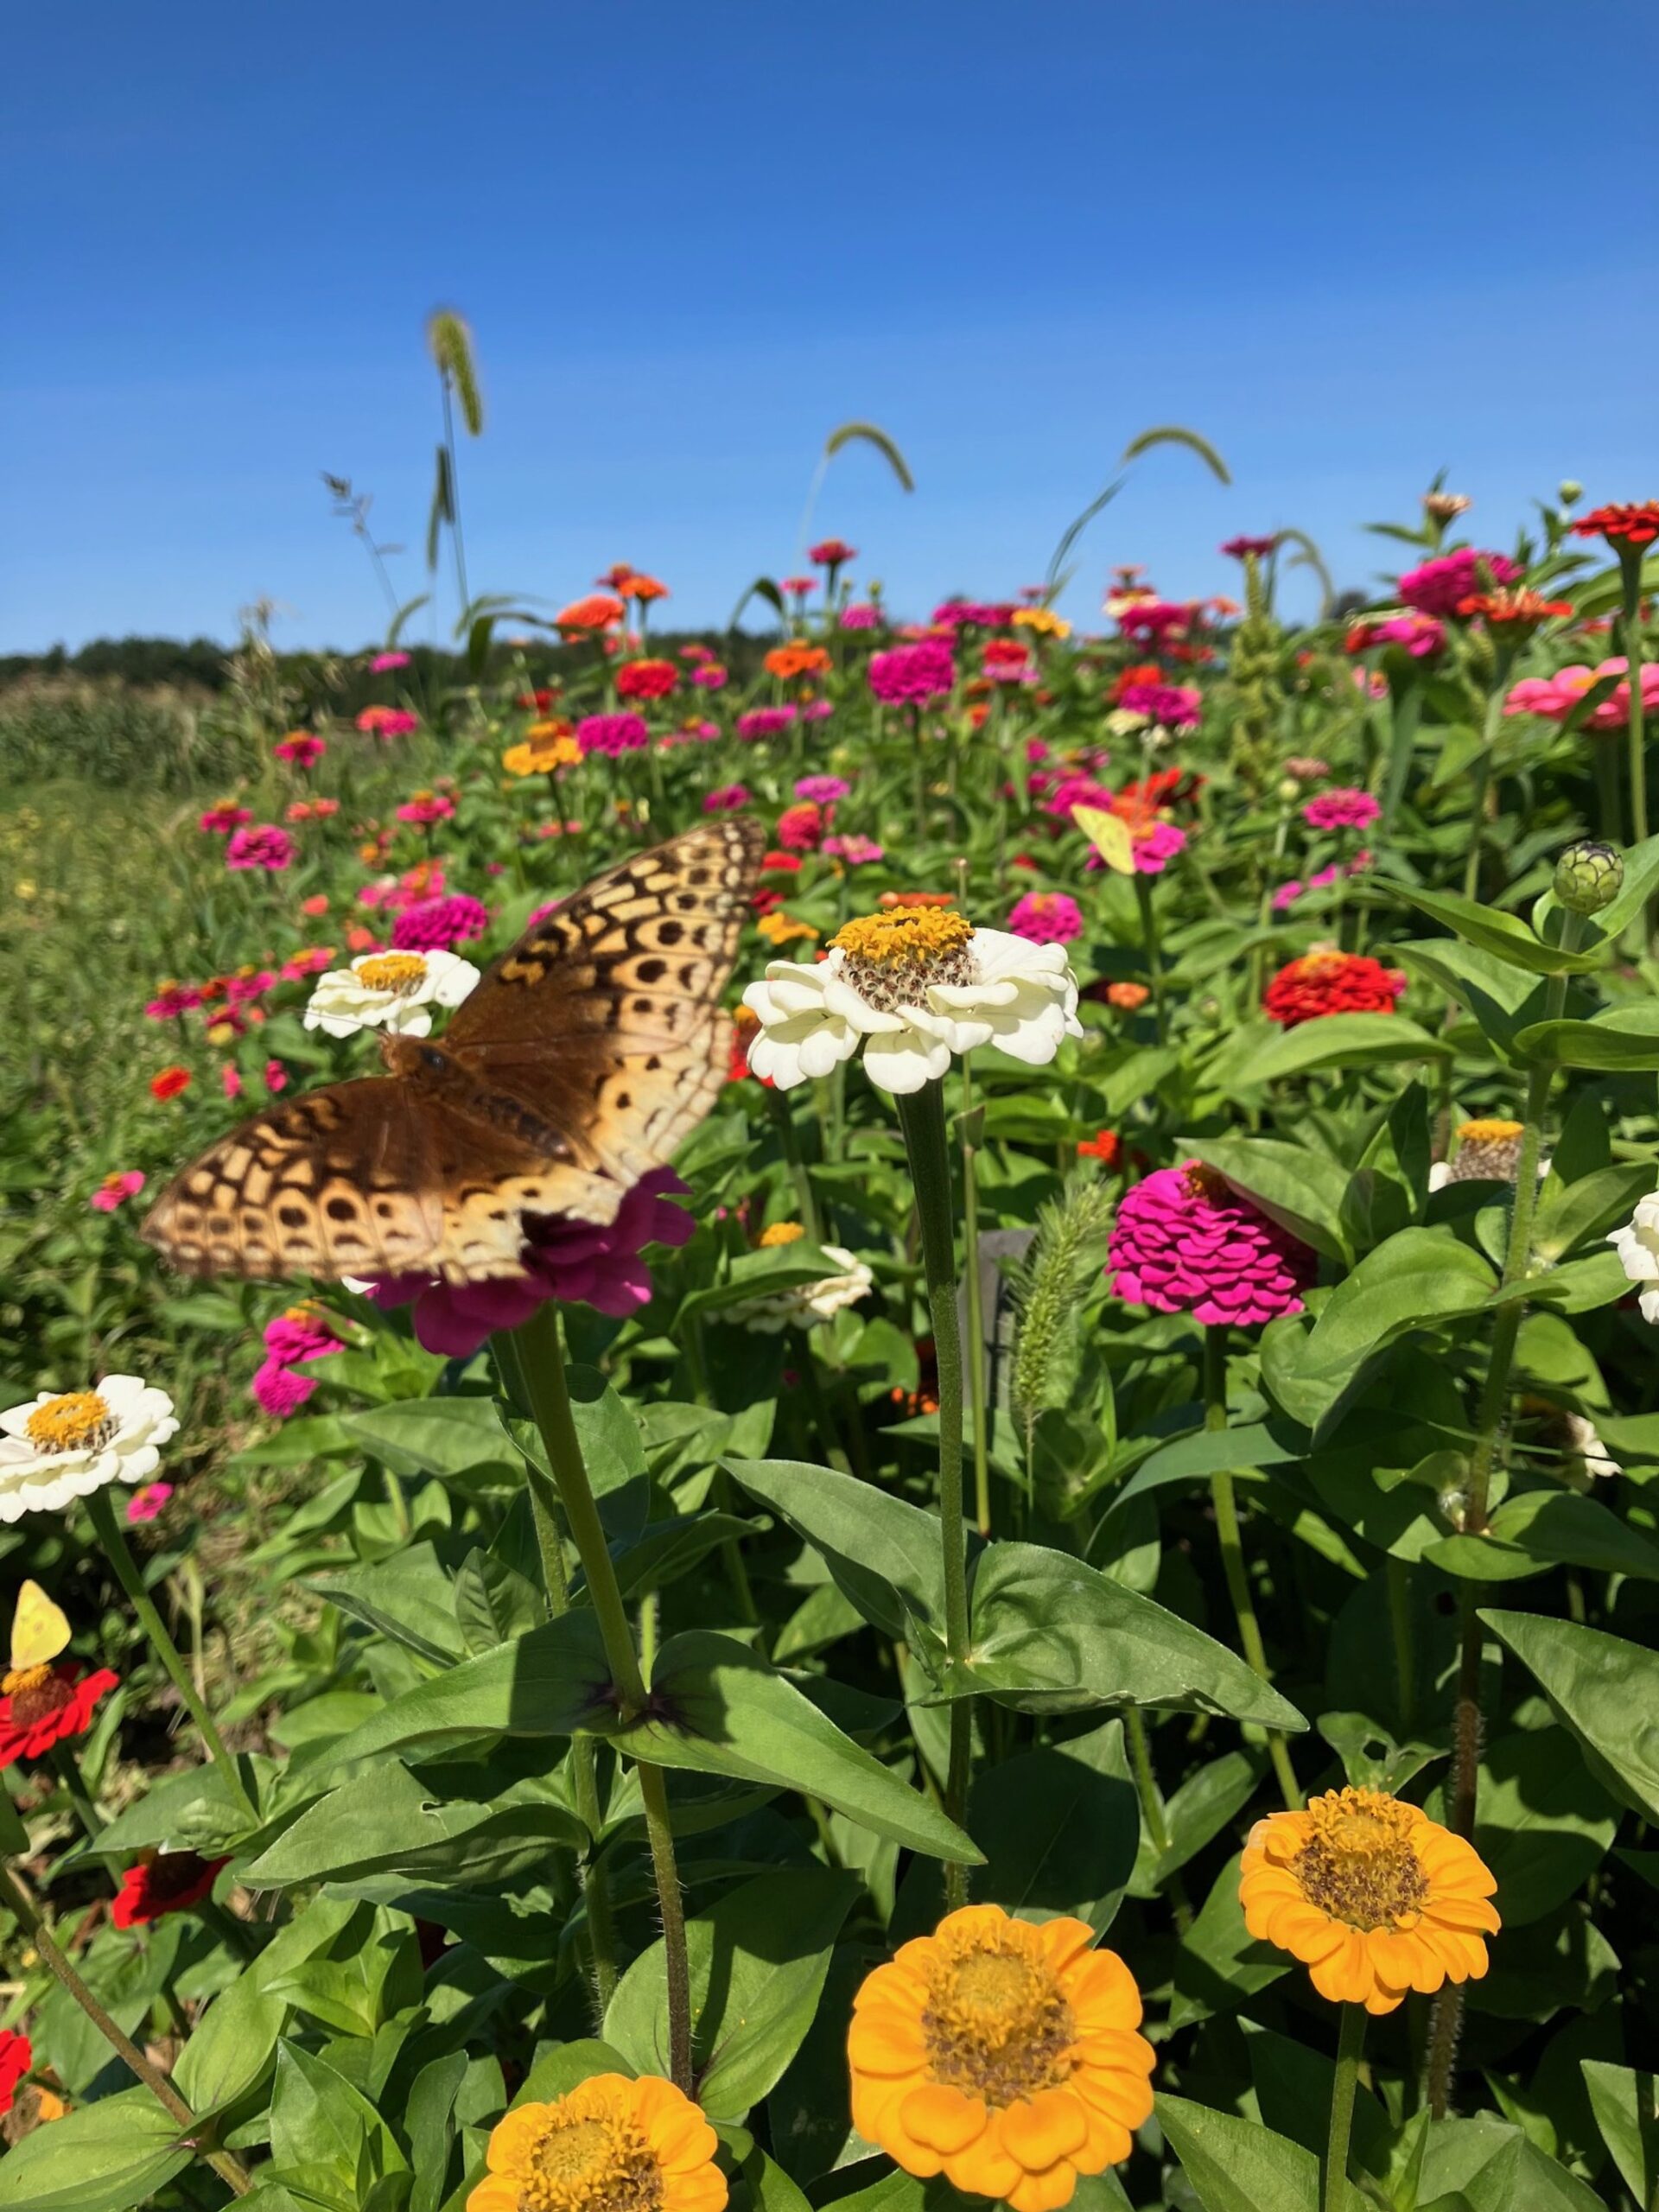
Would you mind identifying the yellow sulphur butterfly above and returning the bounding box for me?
[1071,802,1135,875]
[10,1582,70,1674]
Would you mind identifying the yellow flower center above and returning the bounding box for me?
[24,1392,113,1456]
[759,1222,805,1247]
[831,909,976,1012]
[1291,1788,1429,1931]
[519,2111,663,2212]
[356,952,429,994]
[922,1923,1076,2108]
[1457,1118,1523,1143]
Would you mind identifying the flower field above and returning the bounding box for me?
[3,475,1659,2212]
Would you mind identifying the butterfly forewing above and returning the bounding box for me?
[143,820,765,1286]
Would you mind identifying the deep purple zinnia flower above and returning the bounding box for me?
[1107,1162,1316,1326]
[868,639,956,705]
[391,893,491,953]
[362,1168,696,1357]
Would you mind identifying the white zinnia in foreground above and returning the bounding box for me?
[1609,1191,1659,1322]
[742,908,1082,1095]
[0,1377,179,1522]
[304,948,480,1039]
[730,1245,876,1333]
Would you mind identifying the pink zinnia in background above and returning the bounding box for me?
[690,663,728,690]
[391,893,490,952]
[364,1168,696,1357]
[371,650,411,672]
[795,774,851,804]
[823,833,884,864]
[1008,891,1086,945]
[126,1482,174,1524]
[1116,680,1202,729]
[1221,535,1278,560]
[840,604,880,631]
[1345,613,1445,658]
[90,1170,146,1213]
[1396,549,1521,616]
[357,706,421,739]
[1302,789,1380,832]
[1107,1161,1316,1325]
[226,824,296,872]
[577,712,650,757]
[776,802,825,851]
[868,639,956,704]
[736,707,798,741]
[1131,821,1187,874]
[1504,658,1659,731]
[199,803,251,835]
[396,792,455,824]
[274,732,326,767]
[703,785,751,813]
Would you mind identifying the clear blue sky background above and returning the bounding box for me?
[5,2,1656,652]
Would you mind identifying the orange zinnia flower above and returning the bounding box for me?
[878,889,955,910]
[849,1904,1154,2212]
[467,2074,725,2212]
[555,593,626,633]
[1239,1787,1499,2016]
[1104,981,1150,1010]
[1455,588,1574,627]
[626,572,670,603]
[765,641,833,680]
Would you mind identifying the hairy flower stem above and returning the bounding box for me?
[1204,1327,1299,1812]
[493,1332,620,2020]
[1428,917,1581,2118]
[0,1863,251,2196]
[896,1078,975,1910]
[1621,544,1649,851]
[957,1057,993,1535]
[510,1306,691,2088]
[86,1490,257,1829]
[1325,2005,1366,2212]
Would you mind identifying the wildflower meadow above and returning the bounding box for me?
[5,388,1659,2212]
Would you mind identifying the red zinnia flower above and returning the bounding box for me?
[0,2031,30,2118]
[1263,950,1406,1027]
[149,1065,192,1101]
[1572,501,1659,549]
[111,1851,229,1929]
[0,1664,119,1764]
[614,657,678,701]
[1077,1129,1122,1166]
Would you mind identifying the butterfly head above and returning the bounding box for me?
[380,1033,452,1080]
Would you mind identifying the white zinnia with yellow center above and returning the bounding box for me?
[742,908,1082,1096]
[0,1377,179,1522]
[303,947,480,1039]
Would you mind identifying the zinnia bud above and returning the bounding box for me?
[1559,480,1583,506]
[1554,839,1624,915]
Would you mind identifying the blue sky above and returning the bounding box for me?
[5,2,1656,651]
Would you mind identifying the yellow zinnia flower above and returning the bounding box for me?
[1011,607,1071,639]
[467,2073,725,2212]
[848,1904,1154,2212]
[1239,1786,1499,2016]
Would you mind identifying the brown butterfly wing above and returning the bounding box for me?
[438,817,766,1198]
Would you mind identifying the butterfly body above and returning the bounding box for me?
[143,820,765,1286]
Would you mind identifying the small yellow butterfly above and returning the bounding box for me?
[1071,803,1135,875]
[10,1582,70,1673]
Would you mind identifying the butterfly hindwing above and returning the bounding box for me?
[11,1581,70,1672]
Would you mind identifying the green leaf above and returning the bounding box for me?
[967,1721,1139,1932]
[961,1541,1306,1732]
[406,2052,469,2212]
[614,1631,979,1862]
[1483,1489,1659,1580]
[1179,1138,1351,1262]
[1469,1728,1619,1926]
[1533,1160,1658,1261]
[302,1545,466,1665]
[1581,2061,1659,2205]
[317,1610,613,1765]
[1130,1750,1259,1895]
[1514,1001,1659,1071]
[340,1396,519,1481]
[176,1898,359,2113]
[1418,2113,1605,2211]
[246,1760,585,1886]
[1482,1611,1659,1821]
[1389,885,1605,976]
[0,2088,191,2212]
[1156,2092,1363,2212]
[453,1547,545,1654]
[1227,1013,1452,1086]
[270,2043,407,2185]
[604,1869,858,2120]
[1168,1854,1288,2029]
[723,1458,948,1657]
[1390,938,1541,1063]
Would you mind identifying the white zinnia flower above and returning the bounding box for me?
[303,948,480,1039]
[730,1246,876,1333]
[742,909,1082,1096]
[0,1377,179,1522]
[1609,1191,1659,1322]
[1564,1412,1620,1484]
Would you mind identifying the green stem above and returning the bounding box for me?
[509,1307,691,2088]
[894,1077,974,1911]
[1204,1327,1299,1812]
[1623,546,1649,850]
[769,1087,823,1243]
[1134,874,1168,1045]
[1384,1558,1414,1733]
[958,1059,992,1536]
[1124,1708,1192,1932]
[1461,646,1516,905]
[0,1864,251,2196]
[86,1490,257,1828]
[1325,2005,1366,2212]
[50,1742,104,1842]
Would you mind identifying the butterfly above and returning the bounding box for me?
[143,819,766,1285]
[10,1581,71,1674]
[1070,802,1135,875]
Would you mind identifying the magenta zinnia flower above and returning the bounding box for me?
[735,707,798,741]
[364,1169,696,1357]
[226,824,296,872]
[868,639,956,705]
[840,603,880,631]
[1302,789,1380,832]
[577,713,650,758]
[1116,679,1202,729]
[391,893,490,952]
[795,774,851,804]
[1108,1163,1316,1325]
[1397,550,1521,617]
[702,784,751,813]
[1007,891,1085,945]
[251,1360,320,1418]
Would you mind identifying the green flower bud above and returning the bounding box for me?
[1554,838,1624,914]
[1559,480,1583,506]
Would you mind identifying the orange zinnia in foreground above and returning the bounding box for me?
[467,2073,725,2212]
[849,1904,1154,2211]
[1240,1787,1499,2015]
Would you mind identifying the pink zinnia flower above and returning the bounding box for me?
[868,639,956,705]
[931,600,1015,630]
[396,792,455,824]
[251,1360,319,1418]
[281,946,334,981]
[776,802,825,851]
[222,1066,243,1099]
[1345,613,1445,659]
[809,537,857,567]
[795,774,851,804]
[362,1168,695,1357]
[576,713,650,758]
[371,650,411,671]
[703,785,751,813]
[736,707,798,741]
[1397,550,1522,617]
[822,833,884,864]
[90,1170,146,1214]
[263,1306,340,1363]
[264,1058,289,1093]
[226,824,296,872]
[145,983,201,1020]
[126,1482,174,1524]
[1503,658,1659,731]
[1302,789,1380,833]
[1116,600,1197,643]
[1271,880,1304,912]
[1007,891,1085,945]
[690,663,728,690]
[1131,822,1187,874]
[199,803,251,835]
[781,575,817,597]
[1116,680,1202,729]
[1221,535,1278,560]
[357,706,420,739]
[391,893,490,952]
[840,604,880,631]
[274,732,326,767]
[1107,1161,1316,1326]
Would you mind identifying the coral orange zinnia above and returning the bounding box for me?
[849,1904,1154,2212]
[467,2073,725,2212]
[1240,1788,1499,2016]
